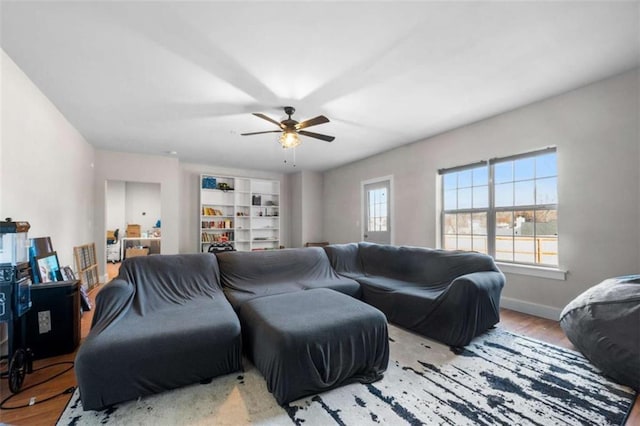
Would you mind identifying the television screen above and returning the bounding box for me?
[36,251,61,283]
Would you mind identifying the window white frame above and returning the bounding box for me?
[439,148,560,269]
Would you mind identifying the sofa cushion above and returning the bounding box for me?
[217,248,361,310]
[297,277,362,297]
[323,242,364,279]
[358,242,499,286]
[117,252,223,315]
[355,275,424,292]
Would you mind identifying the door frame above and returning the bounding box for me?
[360,175,394,244]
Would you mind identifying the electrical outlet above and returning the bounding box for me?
[38,310,51,334]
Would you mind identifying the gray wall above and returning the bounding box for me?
[1,50,95,269]
[290,172,303,248]
[323,69,640,318]
[106,181,126,232]
[106,181,161,236]
[289,171,324,248]
[124,182,161,233]
[302,171,324,245]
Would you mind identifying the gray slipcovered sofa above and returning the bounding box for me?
[75,254,242,411]
[324,242,506,347]
[77,243,504,410]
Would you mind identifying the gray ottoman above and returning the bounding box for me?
[560,275,640,391]
[239,288,389,404]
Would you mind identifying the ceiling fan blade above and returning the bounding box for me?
[295,115,330,130]
[298,130,335,142]
[253,113,284,129]
[241,130,282,136]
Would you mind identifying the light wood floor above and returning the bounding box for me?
[106,261,120,281]
[1,281,638,425]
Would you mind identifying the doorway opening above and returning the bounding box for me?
[105,180,161,278]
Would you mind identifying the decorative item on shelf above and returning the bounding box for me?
[252,195,261,206]
[207,242,235,253]
[217,182,233,192]
[202,177,217,189]
[201,231,234,243]
[202,207,225,216]
[60,265,76,281]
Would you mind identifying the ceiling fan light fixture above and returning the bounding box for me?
[279,131,301,149]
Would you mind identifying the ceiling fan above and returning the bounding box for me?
[241,106,335,149]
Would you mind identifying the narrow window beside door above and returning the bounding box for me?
[363,179,392,244]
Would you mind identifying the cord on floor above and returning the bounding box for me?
[0,361,75,410]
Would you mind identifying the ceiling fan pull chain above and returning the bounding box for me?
[283,146,297,168]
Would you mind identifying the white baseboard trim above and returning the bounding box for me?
[501,296,563,321]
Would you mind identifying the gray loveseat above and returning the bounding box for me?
[75,254,242,411]
[324,242,505,347]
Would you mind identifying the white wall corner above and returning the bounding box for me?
[500,296,563,321]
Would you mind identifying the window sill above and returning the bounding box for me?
[496,262,567,281]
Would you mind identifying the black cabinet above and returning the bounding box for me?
[24,280,80,360]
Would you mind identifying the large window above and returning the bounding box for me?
[440,148,558,267]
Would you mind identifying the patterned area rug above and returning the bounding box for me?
[58,325,636,425]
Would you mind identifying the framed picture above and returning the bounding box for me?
[61,266,76,281]
[202,177,217,189]
[36,251,61,283]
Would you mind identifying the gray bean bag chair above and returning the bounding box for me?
[560,275,640,391]
[75,254,242,411]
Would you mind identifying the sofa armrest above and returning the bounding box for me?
[451,270,506,297]
[430,270,505,347]
[89,278,135,334]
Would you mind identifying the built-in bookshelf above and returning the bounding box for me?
[200,174,280,252]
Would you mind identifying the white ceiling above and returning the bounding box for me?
[1,1,638,172]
